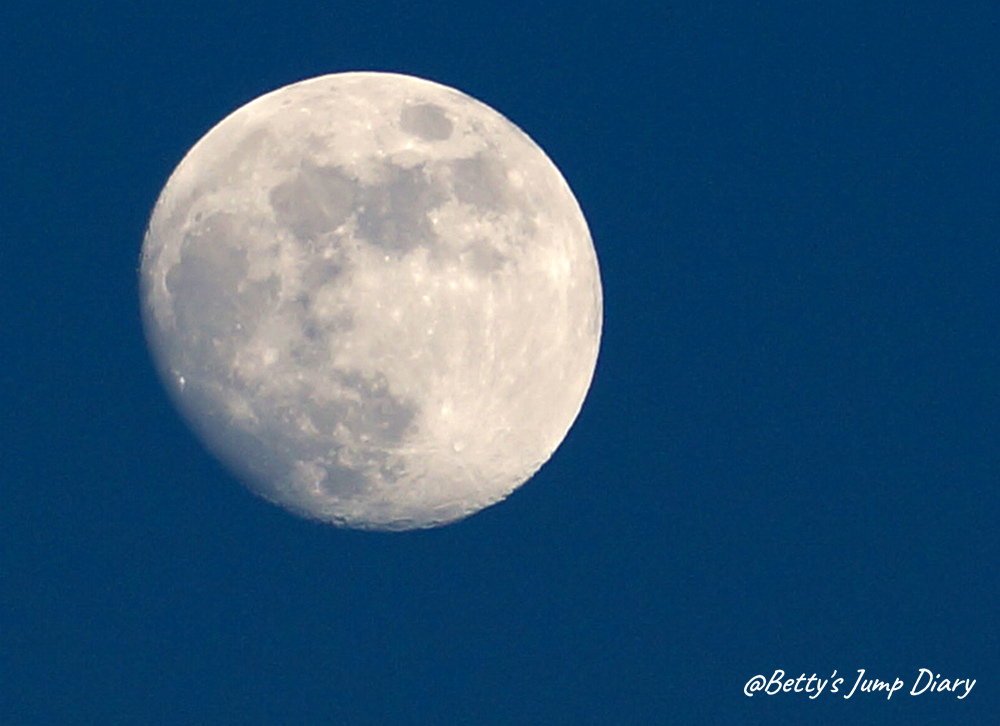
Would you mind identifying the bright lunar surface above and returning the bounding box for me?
[140,72,602,530]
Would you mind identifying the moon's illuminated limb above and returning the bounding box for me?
[140,72,602,530]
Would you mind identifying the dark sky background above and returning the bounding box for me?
[3,1,998,723]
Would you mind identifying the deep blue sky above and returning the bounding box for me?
[3,1,998,723]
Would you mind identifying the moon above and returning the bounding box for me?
[140,72,602,530]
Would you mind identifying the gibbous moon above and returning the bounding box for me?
[140,72,602,530]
